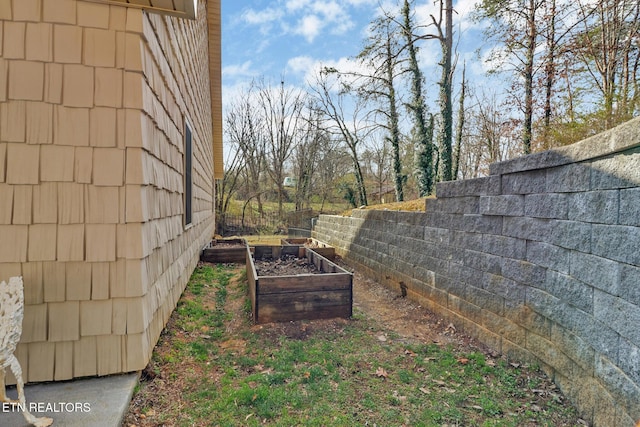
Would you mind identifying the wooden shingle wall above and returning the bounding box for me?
[0,0,216,383]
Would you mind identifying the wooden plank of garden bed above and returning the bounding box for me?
[253,245,301,259]
[201,239,248,263]
[257,303,352,323]
[281,239,336,260]
[246,248,258,316]
[307,250,338,272]
[281,238,308,245]
[260,289,351,306]
[201,250,246,263]
[258,274,351,294]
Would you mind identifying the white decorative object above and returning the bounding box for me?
[1,277,53,427]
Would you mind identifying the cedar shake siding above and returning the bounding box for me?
[0,0,220,383]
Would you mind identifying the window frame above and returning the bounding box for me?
[184,120,193,227]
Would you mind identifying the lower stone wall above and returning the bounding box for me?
[313,117,640,427]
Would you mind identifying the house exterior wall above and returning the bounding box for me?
[0,0,217,383]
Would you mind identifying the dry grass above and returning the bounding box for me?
[340,196,432,216]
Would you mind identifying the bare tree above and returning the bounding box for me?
[257,78,307,218]
[225,84,266,215]
[362,131,392,204]
[439,0,455,179]
[453,63,467,180]
[214,139,244,235]
[355,14,406,201]
[541,0,558,149]
[475,0,546,154]
[309,69,372,206]
[573,0,640,127]
[291,108,326,210]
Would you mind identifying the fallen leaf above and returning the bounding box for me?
[457,357,469,365]
[510,362,521,368]
[404,349,416,357]
[245,414,254,421]
[469,405,483,411]
[419,387,431,394]
[303,371,311,379]
[375,367,388,378]
[377,335,387,342]
[432,379,446,386]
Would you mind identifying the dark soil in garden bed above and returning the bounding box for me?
[253,254,322,276]
[211,241,246,248]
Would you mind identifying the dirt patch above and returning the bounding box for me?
[346,261,488,352]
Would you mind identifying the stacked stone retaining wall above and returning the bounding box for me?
[313,117,640,427]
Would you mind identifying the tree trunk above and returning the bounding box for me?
[522,0,536,154]
[386,34,404,202]
[543,0,556,150]
[402,0,434,196]
[439,0,454,180]
[453,64,466,180]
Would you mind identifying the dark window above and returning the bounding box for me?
[184,122,193,226]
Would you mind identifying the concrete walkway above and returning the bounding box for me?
[1,373,139,427]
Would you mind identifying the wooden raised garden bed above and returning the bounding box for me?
[200,238,248,263]
[280,237,336,260]
[246,246,352,324]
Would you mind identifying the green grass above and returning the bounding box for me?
[126,265,582,427]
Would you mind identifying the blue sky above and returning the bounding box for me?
[221,0,487,104]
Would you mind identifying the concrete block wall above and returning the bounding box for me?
[0,0,215,382]
[313,117,640,427]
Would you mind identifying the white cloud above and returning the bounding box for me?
[242,0,362,44]
[242,7,283,26]
[286,0,311,12]
[287,55,318,76]
[312,1,342,20]
[345,0,378,6]
[222,60,258,79]
[295,14,324,42]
